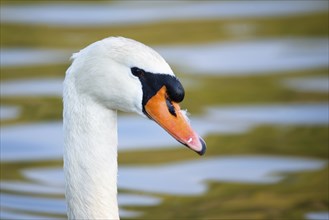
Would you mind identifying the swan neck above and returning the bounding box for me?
[63,85,119,219]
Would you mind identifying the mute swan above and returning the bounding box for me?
[63,37,206,219]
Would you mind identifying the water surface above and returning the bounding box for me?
[305,212,329,220]
[1,104,327,161]
[157,38,329,75]
[0,79,63,97]
[2,38,327,74]
[0,106,20,120]
[283,76,329,93]
[1,156,326,218]
[1,1,326,26]
[0,192,161,219]
[1,2,328,218]
[0,49,69,67]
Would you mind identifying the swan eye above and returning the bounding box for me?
[131,67,145,77]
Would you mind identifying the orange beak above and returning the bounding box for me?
[144,86,206,155]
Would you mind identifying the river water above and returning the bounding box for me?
[1,1,328,219]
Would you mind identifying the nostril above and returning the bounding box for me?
[166,97,177,117]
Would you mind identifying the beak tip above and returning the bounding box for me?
[196,137,207,156]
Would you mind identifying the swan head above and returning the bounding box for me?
[68,36,206,155]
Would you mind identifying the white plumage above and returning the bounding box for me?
[63,37,205,219]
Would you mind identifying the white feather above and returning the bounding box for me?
[63,36,177,219]
[180,109,191,124]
